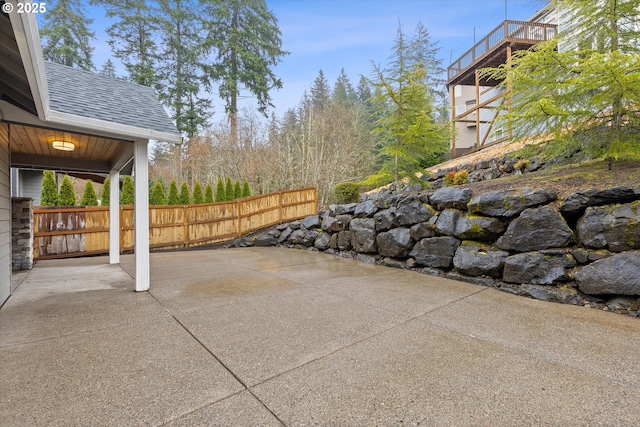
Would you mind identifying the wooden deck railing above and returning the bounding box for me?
[447,20,557,83]
[33,187,318,259]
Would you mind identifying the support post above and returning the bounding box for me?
[109,169,120,264]
[134,139,149,292]
[450,85,456,158]
[475,70,481,147]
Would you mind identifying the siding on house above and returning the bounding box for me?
[19,170,43,205]
[0,122,11,306]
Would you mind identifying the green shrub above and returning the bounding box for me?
[514,159,530,173]
[167,180,179,205]
[101,177,110,206]
[58,175,76,206]
[215,178,225,202]
[193,182,204,204]
[179,182,190,204]
[453,170,469,185]
[242,180,251,198]
[225,177,234,201]
[232,180,241,199]
[120,176,134,205]
[40,170,58,206]
[334,182,361,204]
[80,180,98,206]
[204,183,214,203]
[358,171,394,192]
[150,181,166,205]
[443,171,456,186]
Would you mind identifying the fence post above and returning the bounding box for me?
[183,205,189,248]
[119,206,124,254]
[236,199,242,237]
[279,191,284,224]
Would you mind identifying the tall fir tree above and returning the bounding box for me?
[92,0,159,87]
[58,176,77,206]
[40,171,58,206]
[101,177,110,206]
[199,0,288,144]
[215,178,225,202]
[99,59,118,78]
[333,68,357,106]
[120,176,135,204]
[242,180,251,198]
[233,180,242,199]
[40,0,95,70]
[80,180,98,206]
[167,179,180,205]
[310,70,330,111]
[179,182,191,204]
[225,177,234,201]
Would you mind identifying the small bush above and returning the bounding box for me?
[150,181,166,205]
[80,180,99,206]
[215,178,225,202]
[204,183,214,203]
[58,175,76,206]
[192,182,204,204]
[242,180,251,198]
[225,177,234,201]
[40,170,58,206]
[101,177,110,206]
[358,171,394,192]
[443,171,457,186]
[453,170,469,185]
[179,182,190,204]
[234,180,242,199]
[514,159,530,173]
[120,176,134,205]
[167,179,179,205]
[334,182,361,204]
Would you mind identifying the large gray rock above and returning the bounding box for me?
[576,201,640,252]
[302,215,321,230]
[453,241,509,278]
[354,200,378,218]
[329,203,357,215]
[277,226,292,243]
[560,186,640,216]
[288,228,319,246]
[467,188,557,218]
[575,252,640,296]
[374,207,398,231]
[395,196,435,226]
[376,228,413,258]
[321,214,351,232]
[517,284,582,305]
[429,187,472,210]
[349,218,377,253]
[435,209,507,241]
[410,222,436,241]
[409,236,461,268]
[254,234,277,247]
[314,232,331,250]
[503,252,576,285]
[497,206,573,252]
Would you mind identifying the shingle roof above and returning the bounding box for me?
[44,61,180,137]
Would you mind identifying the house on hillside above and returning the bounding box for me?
[0,1,182,306]
[447,6,557,157]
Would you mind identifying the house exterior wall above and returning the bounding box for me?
[12,169,42,205]
[0,122,11,306]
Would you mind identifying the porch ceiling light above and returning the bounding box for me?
[52,140,75,151]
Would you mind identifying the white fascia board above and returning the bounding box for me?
[8,6,49,118]
[45,109,183,145]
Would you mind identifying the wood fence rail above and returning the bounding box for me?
[33,187,317,260]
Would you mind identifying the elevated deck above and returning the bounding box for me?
[447,20,557,88]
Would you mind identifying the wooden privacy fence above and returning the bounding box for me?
[33,187,317,259]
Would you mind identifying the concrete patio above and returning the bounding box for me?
[1,247,639,426]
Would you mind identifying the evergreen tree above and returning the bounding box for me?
[225,177,234,201]
[99,59,118,78]
[40,0,95,70]
[150,181,166,205]
[310,70,330,110]
[167,179,180,205]
[92,0,159,86]
[233,180,242,199]
[215,177,225,202]
[369,22,450,183]
[333,68,357,106]
[101,177,110,206]
[179,182,191,204]
[482,0,640,158]
[157,0,211,137]
[80,180,99,206]
[204,183,214,203]
[192,182,204,204]
[40,171,58,206]
[199,0,288,144]
[242,180,251,198]
[120,176,135,204]
[58,175,77,206]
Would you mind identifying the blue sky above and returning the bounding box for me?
[83,0,547,118]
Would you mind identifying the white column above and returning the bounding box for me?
[134,139,150,291]
[109,169,120,264]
